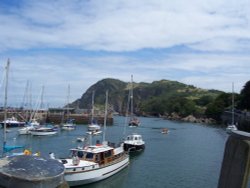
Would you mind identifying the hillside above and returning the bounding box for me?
[70,78,223,117]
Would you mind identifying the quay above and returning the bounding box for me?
[218,130,250,188]
[0,155,68,188]
[0,108,113,125]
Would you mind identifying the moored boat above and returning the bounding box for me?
[0,117,25,128]
[123,133,145,152]
[61,142,129,186]
[30,126,58,136]
[60,90,129,186]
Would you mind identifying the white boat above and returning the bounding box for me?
[30,126,58,136]
[88,123,101,132]
[226,82,238,134]
[123,133,145,152]
[61,123,76,130]
[87,91,101,132]
[226,124,237,134]
[60,90,129,186]
[76,137,85,142]
[61,85,76,131]
[61,143,129,186]
[86,130,102,136]
[18,125,35,135]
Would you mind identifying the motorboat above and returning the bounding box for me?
[128,117,140,127]
[161,128,169,134]
[60,142,129,186]
[123,133,145,152]
[30,125,58,136]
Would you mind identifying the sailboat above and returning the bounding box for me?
[87,91,102,135]
[123,75,145,153]
[2,59,24,156]
[226,82,238,134]
[128,75,140,127]
[60,91,129,186]
[61,84,76,130]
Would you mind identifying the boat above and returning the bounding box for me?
[123,133,145,152]
[18,124,35,135]
[76,137,85,142]
[60,91,129,186]
[1,60,24,156]
[61,119,76,131]
[161,128,169,134]
[87,91,101,132]
[226,82,238,134]
[128,75,140,127]
[30,125,58,136]
[0,116,25,128]
[61,85,76,131]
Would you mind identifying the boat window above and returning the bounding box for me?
[104,150,112,158]
[77,151,84,158]
[86,152,94,160]
[135,137,138,140]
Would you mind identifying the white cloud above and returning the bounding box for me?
[0,0,249,106]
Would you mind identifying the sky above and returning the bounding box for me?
[0,0,249,108]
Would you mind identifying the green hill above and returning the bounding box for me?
[71,78,223,117]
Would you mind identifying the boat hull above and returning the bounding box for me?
[30,131,57,136]
[64,156,129,186]
[1,122,25,128]
[123,143,145,152]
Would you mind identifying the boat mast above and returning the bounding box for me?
[3,59,10,150]
[232,82,234,125]
[66,84,70,121]
[103,90,108,143]
[130,75,133,118]
[91,91,95,123]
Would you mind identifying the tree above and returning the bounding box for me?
[239,80,250,110]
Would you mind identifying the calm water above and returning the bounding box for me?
[0,116,234,188]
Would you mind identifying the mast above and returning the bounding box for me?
[130,75,133,118]
[91,91,95,123]
[66,84,70,121]
[3,59,10,151]
[103,90,108,142]
[232,82,234,125]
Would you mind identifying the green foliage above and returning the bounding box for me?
[238,80,250,110]
[205,93,231,121]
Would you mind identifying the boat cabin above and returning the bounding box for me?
[126,134,143,142]
[70,145,116,165]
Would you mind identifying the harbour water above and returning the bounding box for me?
[1,116,231,188]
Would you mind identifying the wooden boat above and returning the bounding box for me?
[61,143,129,186]
[60,91,129,186]
[123,133,145,152]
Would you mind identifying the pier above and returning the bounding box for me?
[0,108,113,125]
[218,130,250,188]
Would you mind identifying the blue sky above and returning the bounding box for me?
[0,0,249,107]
